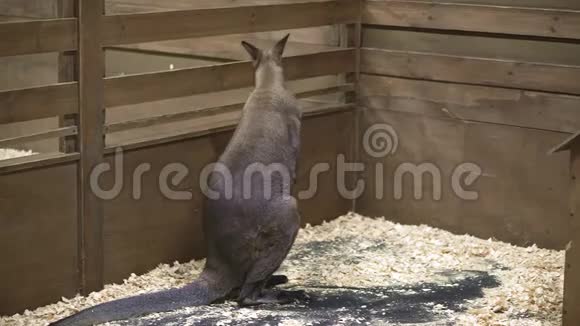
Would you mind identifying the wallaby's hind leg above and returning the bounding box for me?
[237,198,302,306]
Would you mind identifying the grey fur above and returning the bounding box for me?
[49,34,302,325]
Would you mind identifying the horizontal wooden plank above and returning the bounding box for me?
[103,1,358,45]
[0,18,77,57]
[361,48,580,95]
[362,28,580,67]
[364,0,580,11]
[0,0,59,18]
[0,82,79,124]
[105,85,353,133]
[363,0,580,40]
[0,152,80,175]
[105,103,354,153]
[360,74,580,133]
[0,126,77,147]
[105,49,355,107]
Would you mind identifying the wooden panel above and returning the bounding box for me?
[0,18,77,57]
[103,1,358,45]
[0,163,78,314]
[360,75,580,133]
[77,0,105,294]
[102,110,353,283]
[356,108,571,249]
[106,103,354,153]
[0,83,78,124]
[362,28,580,67]
[0,0,59,18]
[361,48,580,95]
[105,49,355,107]
[564,146,580,325]
[363,0,580,40]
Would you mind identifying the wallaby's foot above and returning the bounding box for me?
[238,289,308,307]
[225,275,288,301]
[265,275,289,288]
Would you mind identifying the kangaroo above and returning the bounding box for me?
[49,34,303,326]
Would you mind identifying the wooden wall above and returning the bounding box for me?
[0,109,353,314]
[0,0,357,314]
[357,0,580,249]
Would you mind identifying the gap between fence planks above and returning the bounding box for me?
[363,0,580,40]
[103,1,359,45]
[105,48,356,107]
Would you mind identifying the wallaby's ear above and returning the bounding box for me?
[241,41,261,66]
[271,33,290,62]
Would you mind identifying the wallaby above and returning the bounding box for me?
[50,34,303,326]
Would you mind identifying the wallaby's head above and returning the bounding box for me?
[241,34,290,89]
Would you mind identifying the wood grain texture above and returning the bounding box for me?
[564,145,580,325]
[105,49,355,107]
[0,18,77,57]
[362,28,580,67]
[0,0,59,18]
[103,1,358,45]
[363,0,580,40]
[102,111,353,283]
[105,85,352,133]
[0,163,79,314]
[0,83,78,124]
[77,0,105,294]
[105,0,335,13]
[360,74,580,133]
[356,108,571,249]
[361,48,580,95]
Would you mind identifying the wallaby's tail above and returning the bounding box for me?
[49,276,229,326]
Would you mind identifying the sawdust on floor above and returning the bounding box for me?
[0,213,564,325]
[0,148,35,160]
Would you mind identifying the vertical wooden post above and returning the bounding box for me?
[77,0,105,294]
[339,0,362,211]
[58,0,78,154]
[564,143,580,325]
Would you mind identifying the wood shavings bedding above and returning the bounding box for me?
[0,213,564,325]
[0,148,35,160]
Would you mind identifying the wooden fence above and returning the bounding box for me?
[2,0,580,322]
[0,0,358,314]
